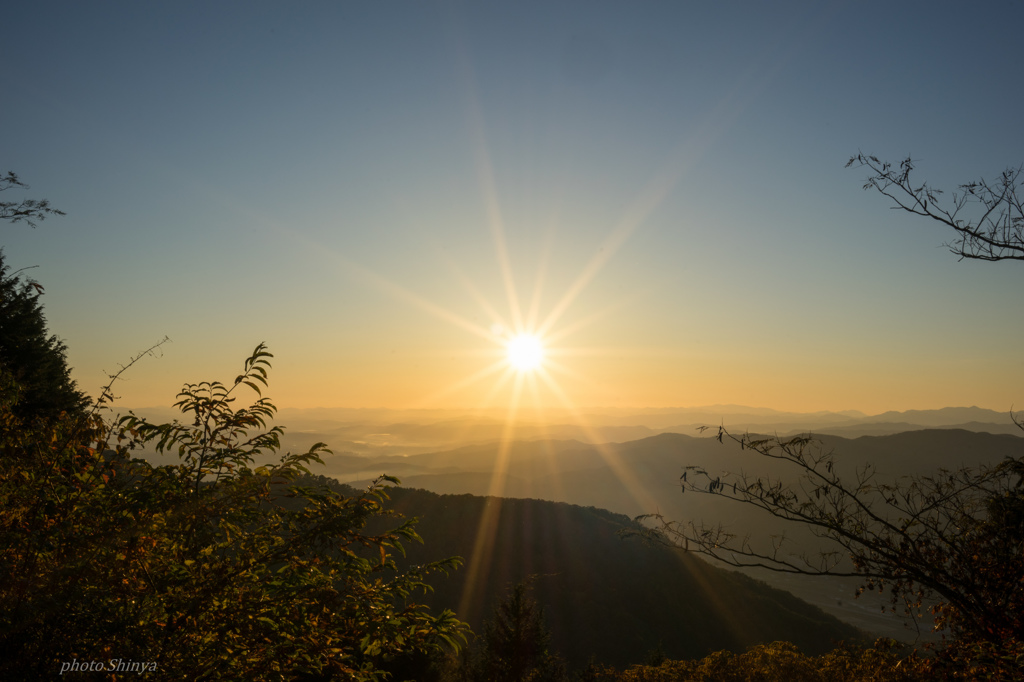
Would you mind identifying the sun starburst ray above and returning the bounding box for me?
[541,292,637,347]
[524,232,554,332]
[411,359,510,409]
[536,370,660,514]
[458,371,526,618]
[536,158,685,339]
[435,251,521,344]
[532,358,613,400]
[338,256,496,341]
[469,98,525,334]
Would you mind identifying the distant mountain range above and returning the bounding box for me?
[125,404,1022,645]
[326,428,1024,641]
[126,405,1020,458]
[270,405,1019,456]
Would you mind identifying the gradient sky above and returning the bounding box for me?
[3,1,1022,414]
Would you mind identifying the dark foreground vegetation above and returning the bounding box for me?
[0,339,468,679]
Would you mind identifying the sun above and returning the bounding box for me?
[506,334,544,372]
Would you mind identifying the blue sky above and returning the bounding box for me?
[3,1,1022,413]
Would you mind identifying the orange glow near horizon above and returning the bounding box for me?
[440,83,692,619]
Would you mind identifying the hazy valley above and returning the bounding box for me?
[134,404,1024,645]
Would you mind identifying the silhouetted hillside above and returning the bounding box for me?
[333,429,1024,640]
[328,481,865,670]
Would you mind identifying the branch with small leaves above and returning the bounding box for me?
[848,154,1024,262]
[0,171,66,228]
[117,343,316,496]
[640,424,1024,643]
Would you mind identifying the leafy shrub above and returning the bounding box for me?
[0,343,467,680]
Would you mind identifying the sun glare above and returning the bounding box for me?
[339,100,674,623]
[506,334,544,372]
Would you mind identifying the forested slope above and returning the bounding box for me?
[321,479,865,670]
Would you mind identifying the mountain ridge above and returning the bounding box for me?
[329,479,867,670]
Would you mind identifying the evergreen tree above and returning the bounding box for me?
[0,174,86,424]
[0,250,89,425]
[472,583,566,682]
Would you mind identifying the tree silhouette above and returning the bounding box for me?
[642,426,1024,646]
[0,171,65,228]
[0,174,85,425]
[471,582,566,682]
[0,251,89,425]
[848,154,1024,262]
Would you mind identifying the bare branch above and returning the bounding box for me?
[0,171,66,228]
[648,425,1024,642]
[848,154,1024,262]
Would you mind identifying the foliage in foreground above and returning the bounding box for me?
[578,638,1024,682]
[645,425,1024,648]
[0,342,467,680]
